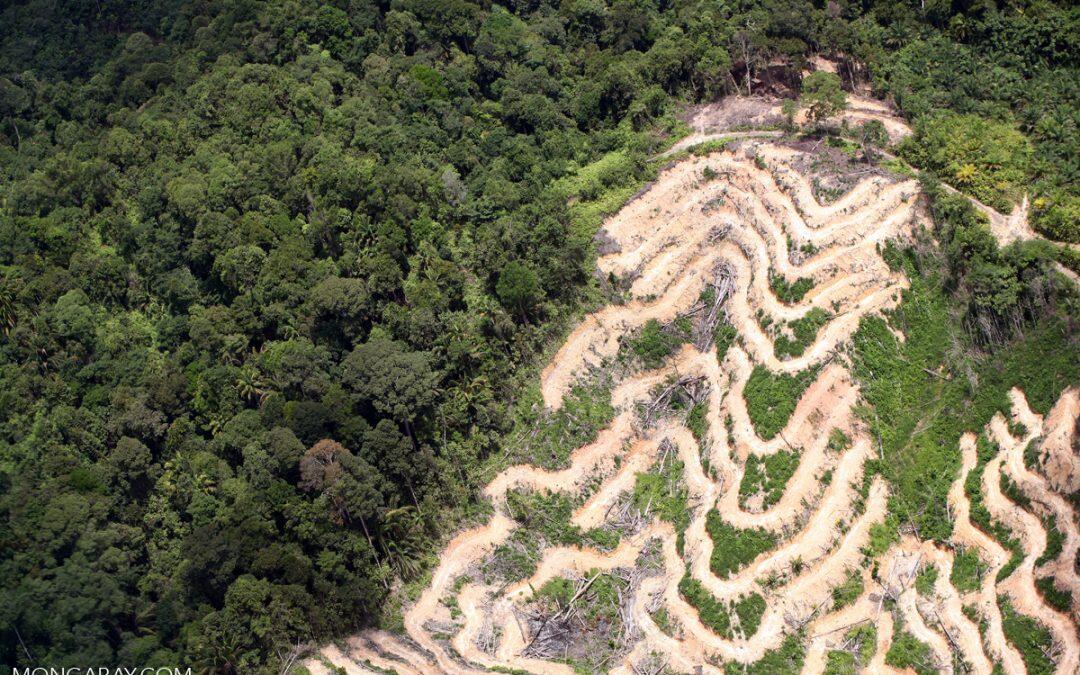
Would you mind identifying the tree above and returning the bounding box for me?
[299,438,347,492]
[213,245,267,295]
[857,120,889,164]
[495,260,542,321]
[363,417,435,510]
[305,276,370,348]
[341,338,438,445]
[0,279,16,336]
[899,113,1031,211]
[780,99,799,132]
[730,18,766,96]
[326,451,387,552]
[376,506,425,579]
[801,71,846,127]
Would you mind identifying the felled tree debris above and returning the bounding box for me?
[641,374,709,427]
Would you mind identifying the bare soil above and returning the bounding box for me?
[304,98,1079,675]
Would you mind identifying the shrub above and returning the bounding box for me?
[824,624,876,674]
[679,575,764,639]
[885,626,936,675]
[849,235,1078,543]
[739,449,800,508]
[827,428,851,452]
[706,510,777,577]
[629,318,689,369]
[714,322,737,361]
[1034,576,1071,613]
[774,308,830,358]
[999,596,1056,675]
[950,547,983,592]
[770,273,814,304]
[735,592,766,636]
[900,113,1031,212]
[1036,519,1064,566]
[726,633,805,674]
[686,402,708,445]
[1031,191,1079,244]
[915,564,938,595]
[512,378,615,469]
[832,571,864,610]
[634,459,690,540]
[743,365,817,440]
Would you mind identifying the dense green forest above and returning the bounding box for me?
[0,0,1076,671]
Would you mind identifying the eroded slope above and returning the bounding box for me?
[304,130,1079,675]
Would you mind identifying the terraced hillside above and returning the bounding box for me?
[304,114,1079,675]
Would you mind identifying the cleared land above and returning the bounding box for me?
[305,102,1079,675]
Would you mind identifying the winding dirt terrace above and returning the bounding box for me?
[305,111,1079,674]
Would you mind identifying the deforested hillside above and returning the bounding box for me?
[306,104,1079,674]
[0,1,1076,673]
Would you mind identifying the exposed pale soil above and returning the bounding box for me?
[304,102,1079,674]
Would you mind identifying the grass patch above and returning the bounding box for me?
[679,575,764,639]
[885,624,937,675]
[739,449,800,509]
[882,156,917,178]
[725,632,805,674]
[690,138,732,156]
[950,547,984,593]
[743,365,818,440]
[634,455,690,553]
[850,241,1079,542]
[832,570,864,610]
[774,308,831,359]
[999,595,1056,675]
[705,510,777,577]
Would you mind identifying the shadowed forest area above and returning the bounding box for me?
[0,0,1076,671]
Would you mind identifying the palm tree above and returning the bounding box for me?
[281,321,301,340]
[378,506,426,579]
[236,364,268,405]
[190,633,244,675]
[0,282,16,336]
